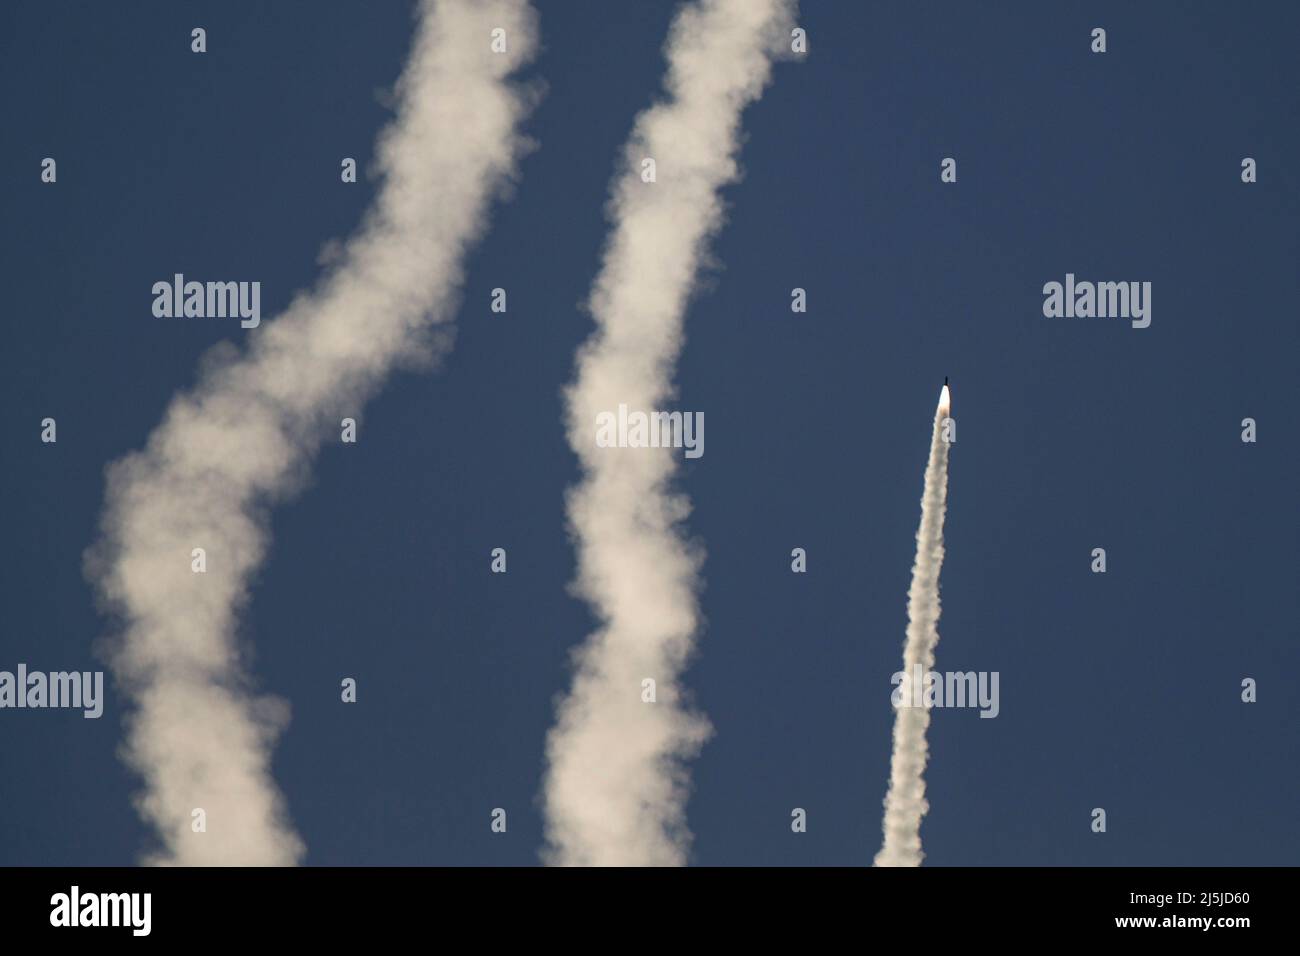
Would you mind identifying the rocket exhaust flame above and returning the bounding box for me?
[875,386,953,867]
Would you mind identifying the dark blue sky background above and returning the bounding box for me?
[2,1,1296,866]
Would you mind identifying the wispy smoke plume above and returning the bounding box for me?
[85,0,537,865]
[543,0,796,867]
[875,386,953,867]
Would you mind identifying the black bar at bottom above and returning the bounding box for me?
[0,866,1280,941]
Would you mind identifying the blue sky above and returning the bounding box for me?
[1,1,1296,865]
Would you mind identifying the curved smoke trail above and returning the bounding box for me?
[875,385,952,867]
[85,0,538,865]
[543,0,796,867]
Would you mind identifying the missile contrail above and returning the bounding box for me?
[84,0,538,865]
[875,383,952,867]
[542,0,796,867]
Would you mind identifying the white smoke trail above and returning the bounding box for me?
[85,0,538,865]
[543,0,796,867]
[875,385,952,867]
